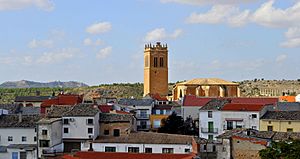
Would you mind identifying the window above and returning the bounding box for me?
[113,129,120,137]
[208,111,213,118]
[63,118,69,125]
[227,121,233,130]
[154,57,158,67]
[267,126,273,131]
[20,152,26,159]
[162,148,174,154]
[288,121,292,125]
[87,119,94,125]
[42,130,47,135]
[39,140,50,147]
[251,114,257,118]
[128,147,139,153]
[8,136,13,141]
[208,135,214,140]
[153,120,161,128]
[64,127,69,134]
[145,148,152,153]
[185,149,190,153]
[159,57,164,67]
[104,130,109,135]
[140,110,148,118]
[213,145,216,152]
[34,136,37,142]
[105,147,116,152]
[21,136,27,142]
[287,128,293,132]
[268,121,272,124]
[88,128,93,134]
[203,145,207,151]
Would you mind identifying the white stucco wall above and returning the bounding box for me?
[221,111,260,130]
[38,120,63,158]
[0,148,38,159]
[89,143,192,154]
[62,113,99,140]
[0,128,36,146]
[199,111,222,139]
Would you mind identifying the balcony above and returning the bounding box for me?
[137,125,151,130]
[135,114,150,119]
[201,128,218,133]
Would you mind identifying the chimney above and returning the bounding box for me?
[18,113,22,123]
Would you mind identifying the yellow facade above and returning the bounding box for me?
[259,120,300,132]
[144,42,168,97]
[150,114,168,130]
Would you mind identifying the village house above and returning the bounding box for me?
[0,114,40,159]
[117,99,154,131]
[15,95,53,107]
[199,99,274,140]
[37,118,63,158]
[150,104,173,131]
[99,113,136,137]
[260,111,300,132]
[62,104,100,152]
[90,132,197,154]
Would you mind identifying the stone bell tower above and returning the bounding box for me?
[144,42,168,97]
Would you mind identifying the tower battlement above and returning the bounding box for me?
[144,42,168,50]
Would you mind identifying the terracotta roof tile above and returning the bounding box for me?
[62,152,196,159]
[221,103,265,111]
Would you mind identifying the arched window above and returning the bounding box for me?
[160,57,164,67]
[154,57,158,67]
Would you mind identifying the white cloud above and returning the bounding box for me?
[251,0,300,28]
[36,48,79,64]
[0,57,14,64]
[281,27,300,48]
[83,38,103,46]
[28,39,53,48]
[83,38,93,46]
[280,38,300,48]
[160,0,258,6]
[144,28,183,42]
[86,22,112,34]
[96,46,112,59]
[186,1,300,28]
[276,54,287,63]
[186,5,250,27]
[0,0,54,11]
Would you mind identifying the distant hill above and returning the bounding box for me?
[0,80,89,88]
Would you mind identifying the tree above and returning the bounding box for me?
[158,112,184,134]
[259,140,300,159]
[158,112,196,135]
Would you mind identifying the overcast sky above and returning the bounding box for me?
[0,0,299,85]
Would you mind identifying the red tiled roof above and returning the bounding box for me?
[222,103,265,111]
[41,94,83,107]
[229,97,278,105]
[98,105,113,113]
[115,110,130,114]
[62,152,196,159]
[183,95,213,107]
[183,95,278,107]
[151,93,168,101]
